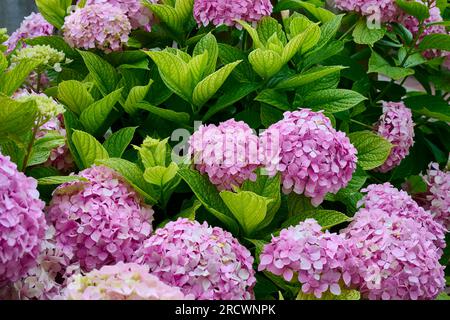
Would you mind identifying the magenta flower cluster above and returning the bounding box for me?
[64,262,188,300]
[423,163,450,231]
[189,119,260,191]
[4,12,54,53]
[63,3,131,52]
[258,219,360,298]
[133,218,256,300]
[334,0,399,22]
[0,153,46,283]
[47,165,154,271]
[375,101,415,173]
[260,109,358,206]
[194,0,273,27]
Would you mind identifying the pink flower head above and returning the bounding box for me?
[358,183,446,252]
[188,119,260,191]
[194,0,273,27]
[334,0,399,22]
[133,218,256,300]
[0,153,46,283]
[4,13,54,53]
[84,0,158,31]
[47,165,154,272]
[260,109,358,206]
[422,163,450,231]
[375,101,415,173]
[258,219,360,298]
[342,207,445,300]
[63,3,131,52]
[64,262,188,300]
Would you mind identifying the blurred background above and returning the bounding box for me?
[0,0,37,32]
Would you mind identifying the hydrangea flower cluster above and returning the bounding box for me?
[258,219,360,298]
[4,13,54,53]
[341,207,445,300]
[47,165,154,271]
[64,262,187,300]
[334,0,399,22]
[85,0,157,31]
[422,163,450,230]
[133,218,256,300]
[11,45,66,73]
[374,101,415,173]
[14,90,65,119]
[0,153,46,283]
[194,0,273,27]
[63,3,131,52]
[260,109,358,206]
[189,119,260,191]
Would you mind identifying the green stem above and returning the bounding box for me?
[350,119,374,130]
[338,21,357,41]
[22,116,42,171]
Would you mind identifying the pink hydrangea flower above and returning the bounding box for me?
[375,101,415,173]
[84,0,158,31]
[334,0,399,22]
[260,109,358,206]
[4,13,54,53]
[0,153,46,283]
[342,207,445,300]
[47,165,154,272]
[189,119,260,191]
[64,262,188,300]
[422,163,450,230]
[358,183,446,252]
[194,0,273,27]
[133,218,256,300]
[63,3,131,52]
[258,219,360,298]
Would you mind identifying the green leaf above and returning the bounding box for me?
[63,110,84,169]
[135,137,169,168]
[177,168,239,234]
[282,209,352,230]
[0,53,7,73]
[316,14,344,48]
[137,102,190,124]
[255,89,290,111]
[123,80,153,115]
[144,162,179,186]
[249,49,283,79]
[71,130,109,169]
[0,96,38,143]
[218,43,255,82]
[193,33,219,76]
[78,50,119,96]
[260,104,283,127]
[404,95,450,122]
[418,33,450,51]
[144,4,182,33]
[368,51,414,80]
[58,80,95,115]
[276,0,335,23]
[0,59,41,96]
[38,175,88,185]
[220,191,272,236]
[236,20,264,49]
[404,175,428,194]
[188,52,209,85]
[395,0,430,21]
[79,88,123,135]
[352,19,386,45]
[192,60,241,107]
[103,127,136,158]
[304,89,367,113]
[287,193,315,216]
[349,131,393,170]
[275,66,345,90]
[158,200,201,228]
[36,0,72,28]
[257,16,286,46]
[96,158,158,204]
[297,288,360,300]
[28,132,65,167]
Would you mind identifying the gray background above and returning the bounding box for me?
[0,0,37,33]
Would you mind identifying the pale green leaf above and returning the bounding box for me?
[36,0,72,28]
[123,80,153,115]
[71,130,109,169]
[236,20,264,49]
[0,59,41,96]
[58,80,95,115]
[275,66,345,90]
[0,96,37,143]
[28,132,65,167]
[103,127,136,158]
[137,102,190,124]
[349,131,393,170]
[38,175,88,185]
[193,33,219,76]
[353,19,386,45]
[249,49,283,79]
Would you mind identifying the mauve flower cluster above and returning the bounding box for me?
[258,219,360,298]
[85,0,158,30]
[0,153,46,283]
[194,0,273,27]
[423,163,450,231]
[4,13,54,53]
[37,116,74,173]
[64,262,187,300]
[63,3,131,52]
[260,109,358,206]
[133,218,256,300]
[47,165,154,272]
[189,119,260,191]
[375,101,415,173]
[342,207,445,300]
[334,0,399,22]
